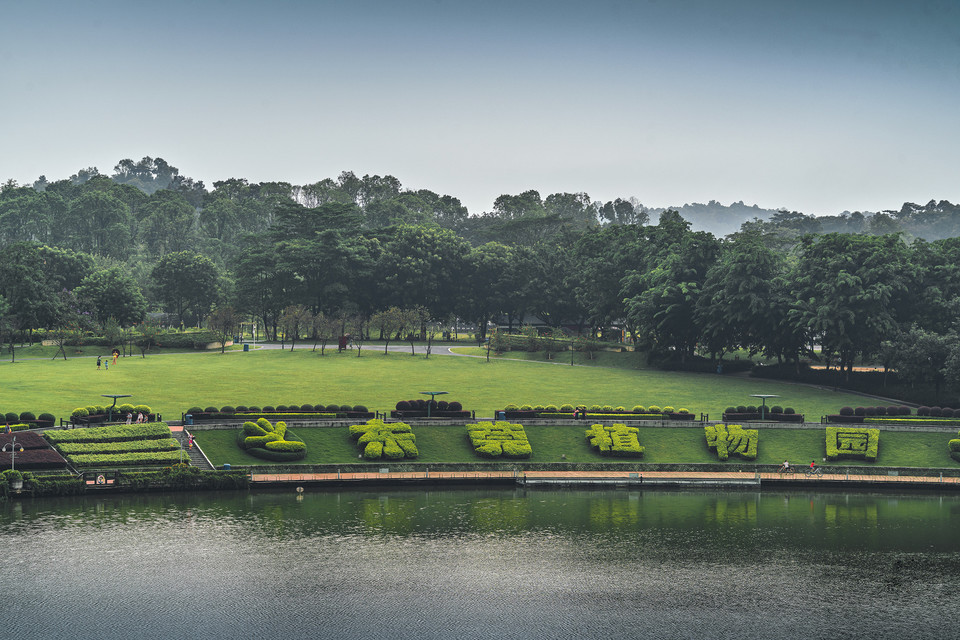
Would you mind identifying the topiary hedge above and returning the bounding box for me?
[585,423,644,458]
[237,418,306,462]
[349,419,418,460]
[705,424,757,461]
[466,422,532,459]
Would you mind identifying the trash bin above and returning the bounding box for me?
[185,414,193,425]
[222,463,231,470]
[497,411,506,420]
[243,344,249,352]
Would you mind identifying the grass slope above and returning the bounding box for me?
[0,347,884,421]
[194,424,958,469]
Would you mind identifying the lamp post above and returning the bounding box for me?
[101,394,133,422]
[2,435,24,471]
[750,394,779,420]
[419,391,448,418]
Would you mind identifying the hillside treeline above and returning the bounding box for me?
[2,157,960,395]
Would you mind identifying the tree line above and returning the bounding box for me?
[2,157,959,395]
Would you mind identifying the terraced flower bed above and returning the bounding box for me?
[46,423,184,467]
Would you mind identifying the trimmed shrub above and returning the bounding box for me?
[339,404,352,412]
[917,406,930,416]
[585,423,644,458]
[647,405,661,414]
[736,406,747,413]
[504,403,519,411]
[276,405,289,412]
[350,419,418,460]
[37,413,56,426]
[662,406,675,414]
[326,404,340,412]
[746,405,758,413]
[899,406,911,416]
[943,408,956,418]
[71,408,89,419]
[601,405,614,413]
[448,401,462,411]
[705,424,758,461]
[467,422,532,459]
[839,407,854,416]
[931,407,943,417]
[560,404,575,412]
[300,404,314,412]
[19,411,36,421]
[784,407,795,414]
[634,405,647,413]
[353,405,367,413]
[875,406,887,416]
[287,405,301,412]
[725,407,736,414]
[235,405,249,413]
[247,406,261,413]
[544,405,558,412]
[220,406,235,414]
[826,427,879,462]
[520,404,534,411]
[5,412,19,423]
[770,406,783,414]
[854,407,865,416]
[261,405,275,412]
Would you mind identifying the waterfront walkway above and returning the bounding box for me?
[249,469,960,489]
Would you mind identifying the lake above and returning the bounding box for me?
[2,487,959,639]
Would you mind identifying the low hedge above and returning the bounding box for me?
[723,412,803,422]
[67,450,189,467]
[55,438,182,455]
[46,423,172,444]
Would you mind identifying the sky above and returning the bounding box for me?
[1,0,958,216]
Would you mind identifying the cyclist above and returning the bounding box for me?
[809,460,817,471]
[777,459,791,473]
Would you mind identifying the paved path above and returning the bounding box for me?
[249,469,960,488]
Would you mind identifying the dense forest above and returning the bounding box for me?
[2,156,960,397]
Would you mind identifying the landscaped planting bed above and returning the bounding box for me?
[190,403,370,421]
[46,423,182,467]
[502,403,694,420]
[826,427,879,462]
[0,430,68,470]
[584,423,644,457]
[237,418,306,462]
[349,419,418,460]
[467,422,532,459]
[705,424,757,461]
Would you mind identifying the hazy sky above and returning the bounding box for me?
[2,0,958,216]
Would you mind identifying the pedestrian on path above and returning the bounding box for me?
[188,434,195,449]
[96,356,101,370]
[126,412,132,425]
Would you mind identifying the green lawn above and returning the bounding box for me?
[194,423,959,470]
[0,346,902,423]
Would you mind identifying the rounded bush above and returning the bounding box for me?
[5,412,18,423]
[854,407,865,416]
[118,404,136,413]
[942,408,955,418]
[736,406,747,413]
[534,404,545,412]
[188,407,203,415]
[678,408,690,414]
[886,406,899,416]
[204,406,219,413]
[614,406,626,413]
[917,406,930,416]
[262,406,276,413]
[287,405,301,412]
[931,407,943,417]
[839,407,854,416]
[437,400,449,411]
[875,406,886,416]
[247,406,261,413]
[520,404,534,411]
[71,407,89,419]
[19,411,35,421]
[600,405,613,413]
[560,404,575,412]
[544,405,558,412]
[220,406,235,414]
[300,404,314,412]
[864,407,876,416]
[633,405,647,413]
[326,404,341,412]
[134,405,152,414]
[353,405,367,413]
[276,405,289,412]
[899,406,911,416]
[589,404,603,412]
[746,405,758,413]
[724,407,736,414]
[448,401,462,411]
[339,404,352,412]
[396,401,411,411]
[784,407,795,414]
[235,405,249,413]
[647,405,661,414]
[38,412,55,425]
[663,406,675,414]
[505,403,519,411]
[770,406,784,414]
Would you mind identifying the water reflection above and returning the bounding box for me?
[2,488,960,639]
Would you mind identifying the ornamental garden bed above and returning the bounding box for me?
[585,423,644,457]
[2,411,57,429]
[705,424,757,460]
[350,419,418,460]
[827,405,959,426]
[188,403,372,421]
[0,431,68,470]
[826,427,879,462]
[237,418,306,462]
[46,423,184,467]
[501,402,696,421]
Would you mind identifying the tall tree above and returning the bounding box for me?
[152,251,220,326]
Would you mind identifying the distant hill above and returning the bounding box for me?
[648,200,782,236]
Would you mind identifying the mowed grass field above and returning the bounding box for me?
[194,424,958,469]
[0,345,885,422]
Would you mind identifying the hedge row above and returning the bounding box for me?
[705,424,758,461]
[46,423,172,444]
[826,427,879,462]
[504,403,690,414]
[349,419,418,460]
[192,403,366,414]
[949,432,960,462]
[585,423,644,457]
[68,450,189,467]
[55,438,183,455]
[467,422,532,459]
[1,412,55,426]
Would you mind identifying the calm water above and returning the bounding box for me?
[2,487,959,639]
